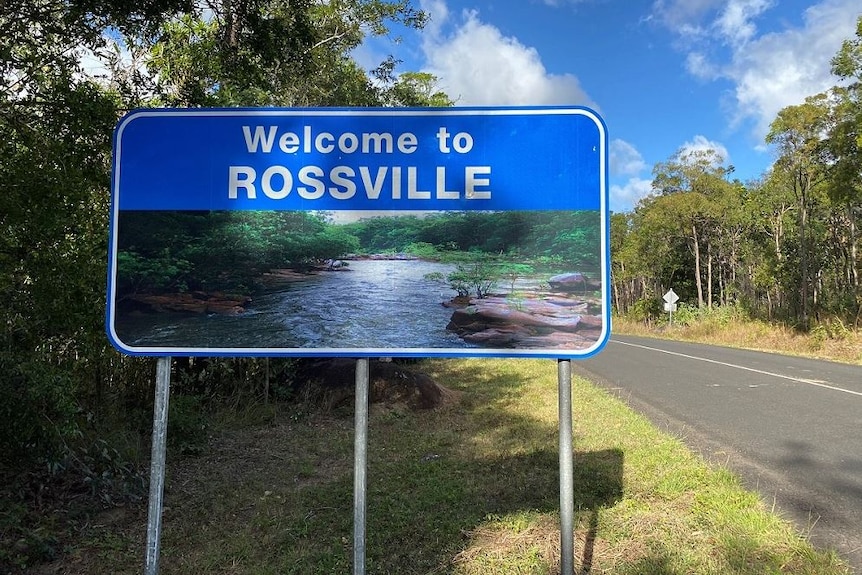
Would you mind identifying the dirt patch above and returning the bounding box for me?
[296,358,461,411]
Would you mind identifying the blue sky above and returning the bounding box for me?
[357,0,862,212]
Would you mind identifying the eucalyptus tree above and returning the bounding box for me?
[650,148,733,308]
[386,71,454,107]
[609,211,638,313]
[825,15,862,323]
[624,194,691,303]
[744,175,796,319]
[708,177,752,307]
[766,93,832,328]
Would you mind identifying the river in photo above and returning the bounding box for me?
[114,259,472,351]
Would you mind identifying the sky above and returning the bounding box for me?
[357,0,862,213]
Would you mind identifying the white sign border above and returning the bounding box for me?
[106,106,610,359]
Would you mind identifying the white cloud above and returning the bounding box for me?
[714,0,774,47]
[608,140,653,212]
[658,0,860,141]
[679,134,730,163]
[610,177,654,213]
[652,0,774,47]
[725,0,859,138]
[419,1,595,106]
[422,0,450,40]
[610,139,647,177]
[685,51,719,79]
[651,0,723,32]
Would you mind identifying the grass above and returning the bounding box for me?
[35,357,851,574]
[612,314,862,365]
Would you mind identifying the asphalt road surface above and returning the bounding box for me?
[575,335,862,572]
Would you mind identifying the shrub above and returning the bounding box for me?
[168,395,209,455]
[628,297,663,325]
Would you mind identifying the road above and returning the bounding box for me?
[575,335,862,572]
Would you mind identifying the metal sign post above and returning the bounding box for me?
[353,358,370,575]
[558,359,575,575]
[144,357,171,575]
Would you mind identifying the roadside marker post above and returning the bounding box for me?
[663,289,679,326]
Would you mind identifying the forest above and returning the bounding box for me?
[0,0,861,569]
[115,210,601,297]
[612,16,862,331]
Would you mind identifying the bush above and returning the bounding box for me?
[430,259,499,299]
[628,297,663,325]
[0,354,80,469]
[675,303,750,328]
[168,395,209,455]
[403,242,439,259]
[670,302,699,326]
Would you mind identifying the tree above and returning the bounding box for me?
[625,195,691,301]
[426,258,499,299]
[739,176,792,319]
[826,15,862,324]
[0,0,193,465]
[766,93,832,328]
[651,148,732,308]
[387,71,454,107]
[609,212,635,312]
[145,0,444,108]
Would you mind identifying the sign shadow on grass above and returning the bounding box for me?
[357,359,625,573]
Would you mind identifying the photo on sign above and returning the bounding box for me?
[110,209,603,353]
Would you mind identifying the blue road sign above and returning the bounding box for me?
[107,106,609,358]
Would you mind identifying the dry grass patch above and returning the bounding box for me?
[613,315,862,364]
[453,512,560,575]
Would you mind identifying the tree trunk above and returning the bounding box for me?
[849,206,861,329]
[692,223,704,308]
[707,242,713,309]
[849,204,859,292]
[767,285,773,320]
[773,212,784,263]
[798,171,810,329]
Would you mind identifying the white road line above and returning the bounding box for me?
[612,340,862,398]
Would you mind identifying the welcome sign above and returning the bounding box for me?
[107,107,609,358]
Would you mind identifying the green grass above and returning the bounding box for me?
[47,358,849,574]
